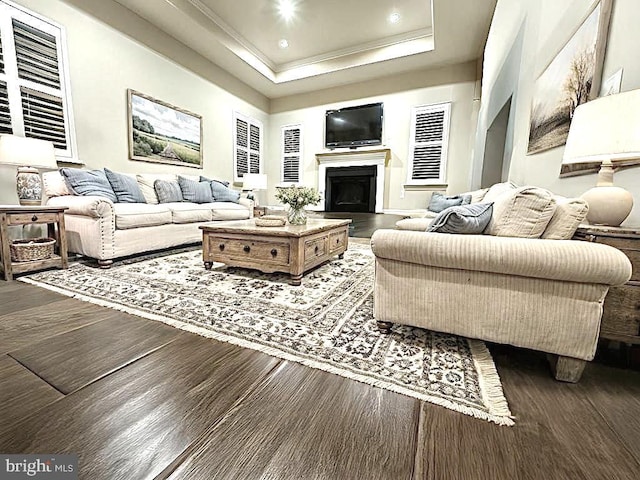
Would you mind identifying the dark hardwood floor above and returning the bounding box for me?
[1,214,640,479]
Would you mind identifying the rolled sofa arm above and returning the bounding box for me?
[370,229,632,286]
[46,195,114,218]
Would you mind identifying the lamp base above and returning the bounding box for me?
[16,166,43,206]
[581,185,633,226]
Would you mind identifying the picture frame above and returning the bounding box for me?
[527,0,612,155]
[601,68,623,96]
[127,89,203,168]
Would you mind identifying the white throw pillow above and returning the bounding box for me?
[541,196,589,240]
[462,187,490,203]
[485,186,557,238]
[482,181,518,203]
[42,170,70,197]
[136,174,178,204]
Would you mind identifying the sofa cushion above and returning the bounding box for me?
[60,168,117,202]
[427,192,471,213]
[209,180,241,203]
[206,202,251,220]
[541,196,589,240]
[112,203,172,229]
[482,181,518,203]
[42,170,70,197]
[164,202,213,223]
[136,174,178,204]
[104,169,146,203]
[178,176,214,203]
[485,186,557,238]
[427,203,494,234]
[155,179,184,203]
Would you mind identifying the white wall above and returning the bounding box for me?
[267,62,478,212]
[0,0,269,205]
[476,0,640,226]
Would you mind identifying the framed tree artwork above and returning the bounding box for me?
[527,0,612,157]
[127,89,203,168]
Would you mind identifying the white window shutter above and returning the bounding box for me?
[0,81,11,134]
[0,3,77,159]
[281,124,302,183]
[407,103,451,185]
[233,111,262,182]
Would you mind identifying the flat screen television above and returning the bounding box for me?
[325,102,383,149]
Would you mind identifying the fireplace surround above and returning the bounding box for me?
[315,148,390,213]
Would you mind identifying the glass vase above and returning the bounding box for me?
[287,206,307,225]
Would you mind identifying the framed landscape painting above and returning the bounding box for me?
[127,90,203,168]
[527,0,611,155]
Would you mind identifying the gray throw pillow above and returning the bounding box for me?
[200,175,230,187]
[427,202,494,234]
[104,168,146,203]
[209,180,240,203]
[428,192,472,213]
[178,176,214,203]
[60,168,117,202]
[154,179,183,203]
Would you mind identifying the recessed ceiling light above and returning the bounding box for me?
[389,12,401,24]
[278,0,295,21]
[279,39,289,49]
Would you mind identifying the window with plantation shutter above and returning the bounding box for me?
[233,111,262,182]
[0,1,76,160]
[406,103,451,185]
[281,124,302,184]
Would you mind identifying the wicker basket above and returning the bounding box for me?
[10,238,56,262]
[255,215,286,227]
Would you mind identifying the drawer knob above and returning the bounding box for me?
[336,238,339,244]
[31,215,38,222]
[243,245,251,253]
[218,243,225,251]
[271,248,277,257]
[315,245,319,253]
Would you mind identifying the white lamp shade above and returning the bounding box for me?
[0,134,57,169]
[243,173,268,191]
[563,89,640,165]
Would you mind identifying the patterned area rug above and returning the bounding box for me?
[20,243,513,425]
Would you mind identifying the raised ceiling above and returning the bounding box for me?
[112,0,497,99]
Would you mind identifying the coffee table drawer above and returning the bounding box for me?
[304,236,328,266]
[329,231,347,253]
[207,236,290,266]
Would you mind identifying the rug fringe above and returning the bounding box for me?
[468,339,514,424]
[19,274,514,427]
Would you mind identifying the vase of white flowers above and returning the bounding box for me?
[275,186,321,225]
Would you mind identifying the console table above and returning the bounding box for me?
[573,224,640,344]
[0,205,69,281]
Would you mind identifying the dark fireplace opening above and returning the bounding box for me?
[325,166,377,213]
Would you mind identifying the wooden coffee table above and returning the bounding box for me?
[200,218,351,285]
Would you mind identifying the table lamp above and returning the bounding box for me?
[242,173,268,206]
[0,134,57,206]
[562,89,640,226]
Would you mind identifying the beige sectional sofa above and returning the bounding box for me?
[371,182,633,382]
[43,171,252,267]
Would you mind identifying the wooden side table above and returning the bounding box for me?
[573,224,640,344]
[0,205,69,281]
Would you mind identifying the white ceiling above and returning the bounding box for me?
[112,0,497,99]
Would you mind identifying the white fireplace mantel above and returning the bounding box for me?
[315,148,390,213]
